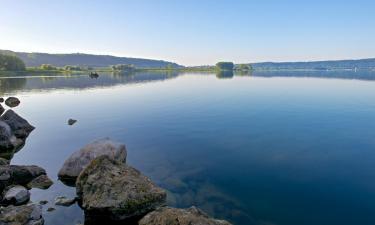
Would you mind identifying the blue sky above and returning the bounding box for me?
[0,0,374,66]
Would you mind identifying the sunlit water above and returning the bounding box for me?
[1,71,375,225]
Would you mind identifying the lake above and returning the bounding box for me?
[1,70,375,225]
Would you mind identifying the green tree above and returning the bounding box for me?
[111,64,135,71]
[0,54,26,71]
[215,62,234,71]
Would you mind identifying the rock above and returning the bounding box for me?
[26,175,53,190]
[46,207,55,212]
[0,98,4,103]
[39,200,48,205]
[0,121,23,153]
[0,110,35,139]
[3,185,30,205]
[0,203,44,225]
[76,156,166,220]
[54,196,76,207]
[0,104,4,116]
[67,119,77,126]
[139,206,233,225]
[0,157,9,165]
[4,97,20,108]
[0,165,46,193]
[58,138,126,183]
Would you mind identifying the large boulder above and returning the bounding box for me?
[0,110,35,140]
[3,185,30,205]
[4,97,20,108]
[139,206,233,225]
[0,203,44,225]
[58,138,127,183]
[76,156,166,220]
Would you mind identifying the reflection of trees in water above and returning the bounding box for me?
[252,70,375,80]
[0,71,180,95]
[0,78,27,95]
[216,71,234,79]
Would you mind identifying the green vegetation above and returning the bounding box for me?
[0,53,26,71]
[111,64,135,72]
[40,64,57,70]
[235,64,253,71]
[216,62,234,71]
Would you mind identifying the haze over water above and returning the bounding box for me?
[2,71,375,225]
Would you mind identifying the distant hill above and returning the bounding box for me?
[251,58,375,70]
[0,50,183,68]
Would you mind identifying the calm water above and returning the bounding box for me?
[1,71,375,225]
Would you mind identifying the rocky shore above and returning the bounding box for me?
[0,97,232,225]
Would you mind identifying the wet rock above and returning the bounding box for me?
[3,185,30,205]
[0,98,4,103]
[4,97,20,108]
[68,119,77,126]
[76,156,166,220]
[0,104,4,116]
[46,207,55,212]
[54,196,77,207]
[139,206,233,225]
[58,138,126,183]
[0,165,46,193]
[39,200,48,205]
[0,203,44,225]
[0,110,35,139]
[26,175,53,190]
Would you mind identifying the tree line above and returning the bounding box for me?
[0,54,26,71]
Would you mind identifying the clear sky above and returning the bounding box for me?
[0,0,374,66]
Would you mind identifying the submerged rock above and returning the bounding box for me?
[54,196,77,207]
[26,175,53,190]
[0,203,43,225]
[58,138,127,183]
[46,207,55,212]
[3,185,30,205]
[67,119,77,126]
[4,97,20,108]
[139,206,233,225]
[76,156,166,220]
[0,110,35,139]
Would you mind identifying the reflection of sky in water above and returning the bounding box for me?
[2,72,375,225]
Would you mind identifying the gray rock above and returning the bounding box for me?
[0,98,4,103]
[54,196,76,206]
[58,138,126,183]
[0,165,46,193]
[46,207,55,212]
[0,203,44,225]
[139,206,233,225]
[76,156,166,220]
[4,97,20,108]
[0,157,10,165]
[0,104,4,116]
[3,185,30,205]
[0,121,23,153]
[0,110,35,139]
[67,119,77,126]
[39,200,48,205]
[26,175,53,190]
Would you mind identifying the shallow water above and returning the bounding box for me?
[1,71,375,225]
